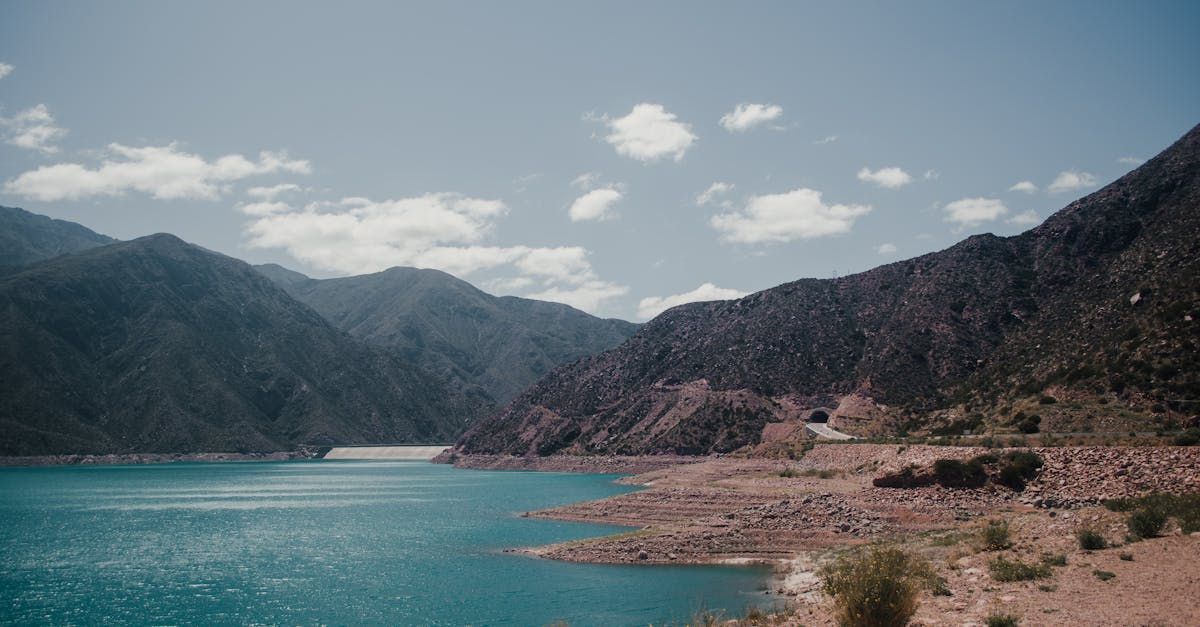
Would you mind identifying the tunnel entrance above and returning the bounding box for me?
[808,409,830,423]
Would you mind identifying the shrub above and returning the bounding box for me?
[820,546,933,627]
[1104,493,1200,532]
[1093,569,1116,582]
[981,520,1012,551]
[1119,552,1134,561]
[1016,414,1041,434]
[995,451,1044,491]
[1128,507,1167,539]
[1039,395,1057,405]
[1040,553,1067,567]
[933,458,987,488]
[1174,428,1200,446]
[1076,528,1107,551]
[989,557,1051,582]
[986,614,1020,627]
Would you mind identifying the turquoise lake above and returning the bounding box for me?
[0,461,773,625]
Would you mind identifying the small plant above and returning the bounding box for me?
[986,613,1020,627]
[989,557,1051,582]
[1040,553,1067,567]
[1119,552,1134,561]
[1127,507,1167,539]
[981,519,1012,551]
[933,458,988,487]
[820,545,934,627]
[779,467,798,478]
[1076,528,1107,551]
[1104,493,1200,533]
[1037,584,1058,593]
[1093,569,1116,582]
[1174,428,1200,446]
[995,451,1044,491]
[1039,395,1058,405]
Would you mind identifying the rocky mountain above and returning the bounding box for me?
[0,234,488,456]
[456,124,1200,457]
[0,205,115,268]
[258,265,639,403]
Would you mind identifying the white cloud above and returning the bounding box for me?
[637,283,747,320]
[695,181,734,206]
[943,197,1008,227]
[568,187,621,222]
[5,143,311,201]
[719,103,783,132]
[877,243,897,255]
[602,103,696,162]
[247,183,302,200]
[527,280,630,313]
[1047,170,1097,194]
[813,135,838,145]
[857,166,912,189]
[1008,180,1038,194]
[1117,156,1144,167]
[483,276,535,293]
[238,201,293,217]
[243,193,626,312]
[710,188,871,244]
[0,63,12,80]
[1,104,68,154]
[571,171,600,190]
[923,169,940,181]
[1007,210,1041,226]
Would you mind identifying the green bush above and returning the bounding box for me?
[1076,528,1107,551]
[1040,553,1067,567]
[981,520,1012,551]
[1093,569,1116,582]
[1128,507,1167,539]
[1119,552,1134,561]
[1104,493,1200,532]
[1174,428,1200,446]
[1038,395,1057,405]
[995,451,1044,491]
[933,458,987,488]
[820,546,933,627]
[989,557,1051,582]
[986,614,1020,627]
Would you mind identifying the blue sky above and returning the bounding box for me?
[1,1,1197,319]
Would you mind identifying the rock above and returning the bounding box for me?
[637,550,649,560]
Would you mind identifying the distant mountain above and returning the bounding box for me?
[0,206,115,268]
[456,124,1200,456]
[0,234,488,456]
[258,265,639,403]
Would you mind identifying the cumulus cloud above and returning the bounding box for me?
[243,193,626,312]
[568,187,621,222]
[1008,180,1038,194]
[1047,170,1097,194]
[247,183,302,200]
[601,103,696,162]
[0,63,12,80]
[923,170,940,181]
[2,104,68,154]
[526,280,630,314]
[695,181,734,206]
[1117,156,1144,167]
[637,283,747,320]
[813,135,838,145]
[710,188,871,244]
[1007,210,1041,226]
[857,166,912,189]
[5,143,311,201]
[719,103,783,132]
[877,243,897,255]
[943,197,1008,227]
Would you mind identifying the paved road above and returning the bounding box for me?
[805,422,856,440]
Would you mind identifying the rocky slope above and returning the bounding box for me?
[456,124,1200,456]
[0,234,488,456]
[258,265,638,403]
[0,205,115,269]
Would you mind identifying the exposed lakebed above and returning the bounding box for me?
[0,460,771,625]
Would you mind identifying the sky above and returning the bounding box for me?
[1,1,1197,320]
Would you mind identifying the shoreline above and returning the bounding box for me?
[0,449,321,468]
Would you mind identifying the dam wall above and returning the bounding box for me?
[321,445,450,460]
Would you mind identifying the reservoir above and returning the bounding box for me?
[0,460,772,625]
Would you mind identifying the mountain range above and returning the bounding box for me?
[455,123,1200,456]
[0,207,634,455]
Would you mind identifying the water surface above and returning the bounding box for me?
[0,461,771,625]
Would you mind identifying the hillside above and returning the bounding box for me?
[456,124,1200,456]
[0,205,115,268]
[259,265,639,403]
[0,234,488,456]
